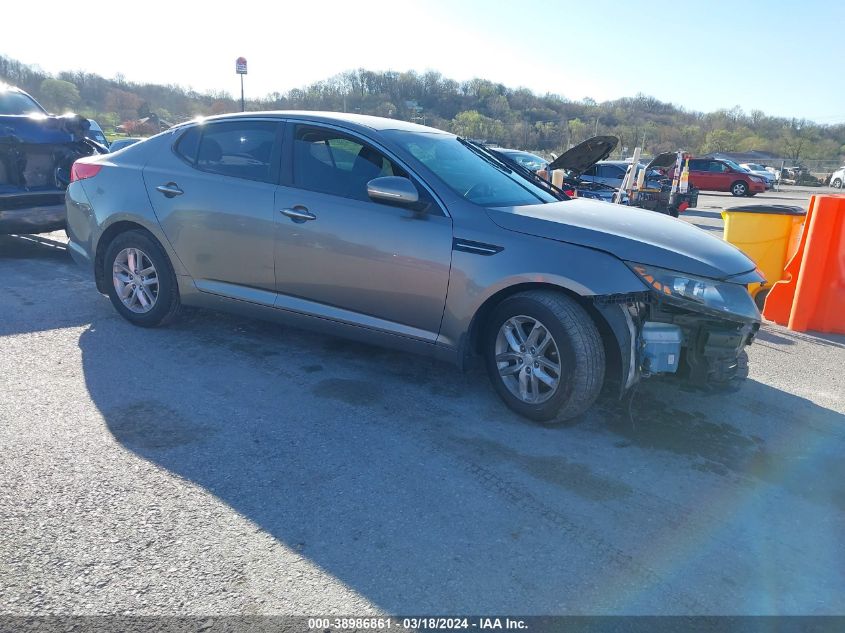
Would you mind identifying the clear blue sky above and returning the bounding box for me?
[3,0,843,123]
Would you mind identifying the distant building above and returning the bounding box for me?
[116,113,173,134]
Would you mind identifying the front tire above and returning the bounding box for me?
[104,230,180,327]
[484,290,605,425]
[832,178,843,189]
[731,181,748,197]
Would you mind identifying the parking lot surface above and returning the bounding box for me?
[684,185,818,233]
[1,190,844,615]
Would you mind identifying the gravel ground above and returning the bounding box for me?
[1,213,844,616]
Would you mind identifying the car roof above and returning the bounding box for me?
[183,110,450,136]
[0,83,27,94]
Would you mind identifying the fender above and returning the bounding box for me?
[437,232,647,359]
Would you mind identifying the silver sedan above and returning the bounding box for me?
[66,112,762,423]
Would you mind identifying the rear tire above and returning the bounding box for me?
[484,290,605,425]
[832,178,843,189]
[104,230,180,327]
[731,181,748,197]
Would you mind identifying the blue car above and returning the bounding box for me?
[1,84,106,234]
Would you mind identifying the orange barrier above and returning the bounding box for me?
[762,195,845,334]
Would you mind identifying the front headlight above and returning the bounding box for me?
[627,263,761,322]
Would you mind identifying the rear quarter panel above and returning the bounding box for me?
[66,131,190,277]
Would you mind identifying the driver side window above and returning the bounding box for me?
[293,126,400,202]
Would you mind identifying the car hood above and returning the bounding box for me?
[645,152,678,171]
[548,135,618,174]
[488,198,757,280]
[0,113,91,144]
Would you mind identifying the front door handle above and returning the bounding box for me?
[156,183,184,198]
[280,206,316,222]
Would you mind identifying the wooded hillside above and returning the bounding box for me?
[2,56,842,165]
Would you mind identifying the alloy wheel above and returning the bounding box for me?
[112,247,159,313]
[494,315,562,404]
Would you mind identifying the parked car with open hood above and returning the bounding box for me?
[494,137,629,203]
[0,84,106,234]
[65,112,762,424]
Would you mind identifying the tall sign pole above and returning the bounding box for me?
[236,57,248,112]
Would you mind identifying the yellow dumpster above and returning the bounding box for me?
[721,205,806,307]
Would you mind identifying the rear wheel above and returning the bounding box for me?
[832,178,843,189]
[484,290,605,425]
[731,181,748,197]
[104,230,180,327]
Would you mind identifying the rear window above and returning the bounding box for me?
[195,121,278,183]
[174,126,202,164]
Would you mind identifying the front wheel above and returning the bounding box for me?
[730,181,749,196]
[832,178,843,189]
[484,290,605,425]
[104,230,181,327]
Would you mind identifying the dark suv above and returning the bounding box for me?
[682,158,767,197]
[0,84,104,233]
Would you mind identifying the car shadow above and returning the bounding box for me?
[0,233,104,337]
[74,305,845,613]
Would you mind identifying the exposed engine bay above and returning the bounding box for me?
[0,113,104,233]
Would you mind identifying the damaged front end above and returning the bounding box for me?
[603,264,762,391]
[0,113,105,234]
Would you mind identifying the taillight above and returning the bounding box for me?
[70,162,102,182]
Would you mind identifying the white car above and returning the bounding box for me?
[740,163,775,188]
[829,166,845,189]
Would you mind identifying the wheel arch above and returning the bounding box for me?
[93,220,166,294]
[730,179,748,195]
[464,282,635,397]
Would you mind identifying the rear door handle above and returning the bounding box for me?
[280,207,316,222]
[156,183,184,198]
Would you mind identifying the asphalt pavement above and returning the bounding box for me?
[1,197,844,616]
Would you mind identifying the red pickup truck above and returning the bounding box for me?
[672,158,767,197]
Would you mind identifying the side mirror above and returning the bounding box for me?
[367,176,419,205]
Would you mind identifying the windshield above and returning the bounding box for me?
[384,131,558,207]
[0,90,46,115]
[723,159,746,172]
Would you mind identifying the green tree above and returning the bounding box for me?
[450,110,505,141]
[38,78,80,112]
[702,129,736,153]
